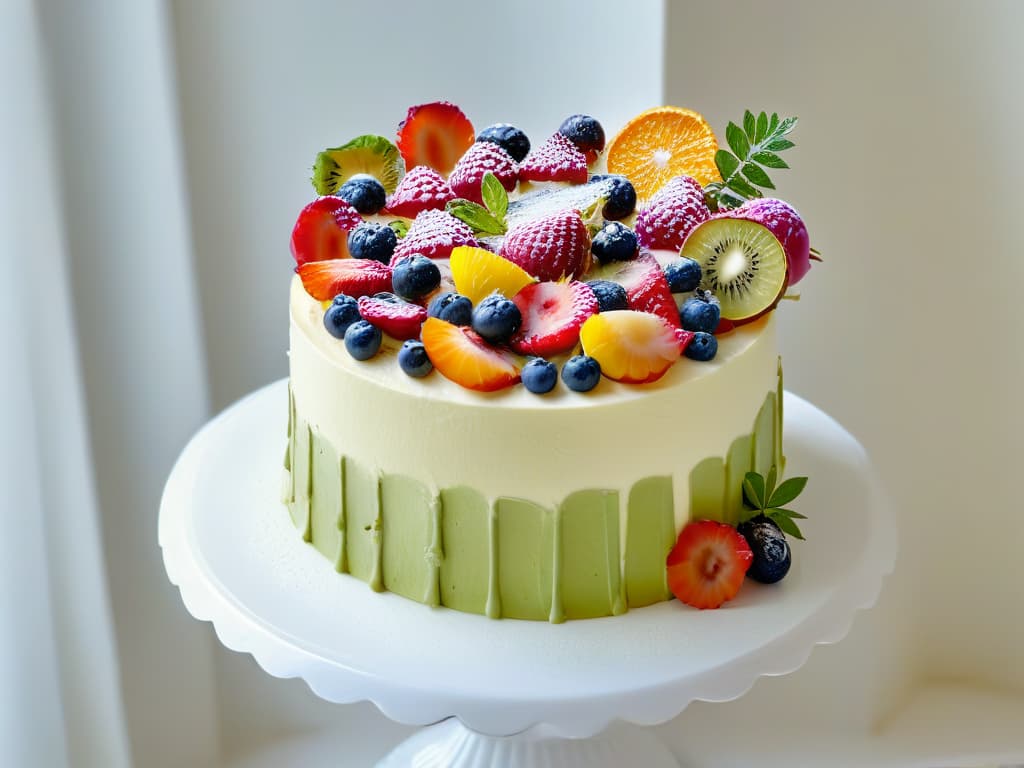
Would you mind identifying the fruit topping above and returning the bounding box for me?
[449,245,536,304]
[500,210,591,281]
[606,106,719,199]
[505,179,615,229]
[392,254,442,300]
[347,221,398,263]
[679,291,721,333]
[589,253,681,329]
[517,133,588,185]
[323,295,361,339]
[290,196,364,267]
[680,217,787,322]
[396,101,475,177]
[426,291,473,326]
[298,258,393,301]
[344,319,383,361]
[390,209,480,264]
[727,198,812,286]
[421,317,522,392]
[383,166,456,218]
[741,467,810,542]
[579,310,687,384]
[509,281,598,357]
[588,174,637,220]
[666,520,753,609]
[683,331,717,361]
[635,175,711,251]
[471,293,522,344]
[357,292,428,340]
[557,114,605,163]
[591,222,638,264]
[663,257,702,293]
[737,516,791,584]
[476,123,531,163]
[521,357,558,394]
[561,355,602,392]
[312,135,404,196]
[448,142,518,205]
[398,339,434,378]
[337,175,387,215]
[586,279,629,312]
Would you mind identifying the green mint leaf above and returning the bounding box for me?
[715,150,741,181]
[768,112,780,135]
[765,465,778,501]
[771,513,805,540]
[718,187,748,209]
[768,476,808,508]
[751,151,789,169]
[742,472,766,509]
[481,172,508,222]
[742,164,775,190]
[764,138,795,152]
[388,220,410,238]
[772,508,808,520]
[743,110,756,141]
[726,122,750,161]
[776,116,798,135]
[446,199,506,236]
[726,173,761,200]
[755,112,769,143]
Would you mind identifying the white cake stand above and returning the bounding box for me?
[159,379,895,767]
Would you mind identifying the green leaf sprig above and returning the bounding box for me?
[706,111,798,211]
[741,465,809,540]
[446,171,508,236]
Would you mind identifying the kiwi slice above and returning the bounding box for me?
[680,218,787,322]
[312,135,405,196]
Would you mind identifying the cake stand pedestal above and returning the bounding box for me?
[160,380,895,768]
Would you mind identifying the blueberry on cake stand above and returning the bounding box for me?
[159,379,895,767]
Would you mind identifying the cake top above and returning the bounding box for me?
[290,102,817,395]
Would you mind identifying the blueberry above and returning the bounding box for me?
[521,358,558,394]
[471,294,521,343]
[737,515,791,584]
[586,280,629,312]
[684,331,718,361]
[347,222,397,263]
[427,292,473,326]
[476,124,531,163]
[590,174,637,220]
[591,222,638,264]
[392,254,441,300]
[680,296,721,333]
[663,258,702,293]
[323,295,361,339]
[398,339,433,378]
[337,174,387,215]
[561,355,601,392]
[343,320,382,360]
[558,114,605,154]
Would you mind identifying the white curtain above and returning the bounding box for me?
[2,1,219,766]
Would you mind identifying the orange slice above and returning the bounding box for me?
[606,107,720,200]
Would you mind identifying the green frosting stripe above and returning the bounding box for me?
[624,477,675,607]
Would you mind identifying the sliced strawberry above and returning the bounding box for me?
[396,102,475,177]
[384,166,456,218]
[447,142,518,205]
[590,254,681,329]
[357,294,428,340]
[666,520,753,609]
[500,210,590,281]
[290,196,363,268]
[579,310,686,384]
[518,133,588,184]
[297,259,393,301]
[509,281,598,357]
[391,209,480,265]
[421,317,521,392]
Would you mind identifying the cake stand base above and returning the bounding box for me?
[377,719,678,768]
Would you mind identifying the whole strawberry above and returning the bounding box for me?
[384,166,455,219]
[448,142,518,205]
[635,176,711,252]
[500,210,591,281]
[390,209,480,265]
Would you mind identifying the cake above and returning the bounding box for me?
[284,103,815,621]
